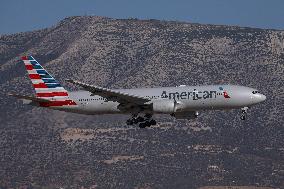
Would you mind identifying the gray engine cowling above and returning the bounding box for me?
[152,100,176,113]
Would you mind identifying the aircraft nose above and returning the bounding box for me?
[255,93,266,103]
[260,94,266,102]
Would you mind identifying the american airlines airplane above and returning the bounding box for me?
[10,56,266,128]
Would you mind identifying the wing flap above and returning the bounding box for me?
[66,79,150,105]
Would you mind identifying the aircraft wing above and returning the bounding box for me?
[66,79,150,105]
[8,93,50,103]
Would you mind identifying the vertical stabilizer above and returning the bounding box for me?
[21,56,76,107]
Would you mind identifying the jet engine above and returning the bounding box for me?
[152,100,176,113]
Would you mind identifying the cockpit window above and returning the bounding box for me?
[252,91,259,94]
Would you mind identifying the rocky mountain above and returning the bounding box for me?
[0,16,283,189]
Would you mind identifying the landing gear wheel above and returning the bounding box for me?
[126,119,134,125]
[139,122,146,128]
[145,114,152,119]
[144,121,151,127]
[128,114,156,128]
[240,107,249,120]
[194,111,199,118]
[137,116,145,122]
[132,116,144,124]
[150,119,156,126]
[133,119,139,124]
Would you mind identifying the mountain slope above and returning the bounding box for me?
[0,16,283,188]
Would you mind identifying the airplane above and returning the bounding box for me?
[9,56,266,128]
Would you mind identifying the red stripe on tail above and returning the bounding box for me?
[21,56,28,60]
[29,74,41,79]
[25,65,33,70]
[33,83,48,88]
[36,92,69,97]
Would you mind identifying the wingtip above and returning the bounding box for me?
[7,92,16,97]
[65,79,73,83]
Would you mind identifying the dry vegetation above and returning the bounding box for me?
[0,16,283,188]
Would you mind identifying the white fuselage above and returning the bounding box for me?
[54,85,266,115]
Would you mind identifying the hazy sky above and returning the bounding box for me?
[0,0,284,34]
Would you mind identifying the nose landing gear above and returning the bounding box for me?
[240,107,249,120]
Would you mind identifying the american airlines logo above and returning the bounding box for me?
[219,86,231,98]
[161,87,230,101]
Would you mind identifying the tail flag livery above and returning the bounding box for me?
[21,56,77,107]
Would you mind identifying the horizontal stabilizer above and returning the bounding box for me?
[8,93,51,103]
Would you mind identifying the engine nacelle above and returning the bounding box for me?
[152,100,176,114]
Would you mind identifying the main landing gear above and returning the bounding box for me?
[240,107,249,120]
[126,114,157,128]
